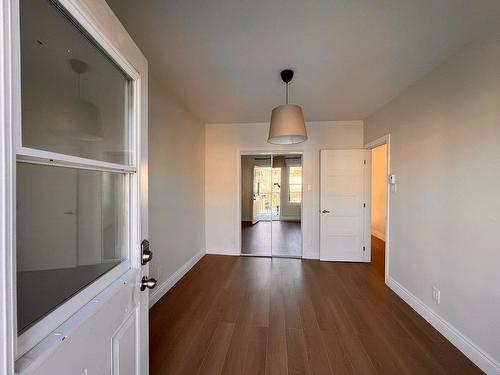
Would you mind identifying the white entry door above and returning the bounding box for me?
[2,0,153,374]
[320,150,371,262]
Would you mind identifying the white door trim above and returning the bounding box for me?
[237,149,304,258]
[0,0,17,373]
[365,134,391,283]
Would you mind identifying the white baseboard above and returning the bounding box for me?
[205,249,241,256]
[149,250,205,308]
[279,216,301,221]
[386,276,500,375]
[302,250,319,259]
[371,229,385,241]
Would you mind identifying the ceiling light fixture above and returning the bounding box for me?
[268,69,307,144]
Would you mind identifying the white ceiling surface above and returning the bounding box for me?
[107,0,500,123]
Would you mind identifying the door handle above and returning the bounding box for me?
[321,210,331,214]
[140,276,157,291]
[141,239,153,265]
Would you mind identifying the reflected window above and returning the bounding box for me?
[288,166,302,204]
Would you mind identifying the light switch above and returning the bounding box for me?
[307,184,312,191]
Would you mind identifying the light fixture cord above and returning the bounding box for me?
[285,82,289,105]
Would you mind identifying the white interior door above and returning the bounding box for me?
[320,150,370,262]
[7,0,152,374]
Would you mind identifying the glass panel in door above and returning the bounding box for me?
[20,0,132,164]
[16,162,128,334]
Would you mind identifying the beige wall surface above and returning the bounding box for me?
[371,144,387,240]
[148,77,205,290]
[205,121,363,258]
[364,26,500,365]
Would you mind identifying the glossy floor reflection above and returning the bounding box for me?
[241,221,301,257]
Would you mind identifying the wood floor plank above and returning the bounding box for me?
[197,322,235,375]
[297,286,334,374]
[243,326,268,375]
[286,328,311,375]
[149,240,484,375]
[266,266,288,375]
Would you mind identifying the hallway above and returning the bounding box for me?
[149,245,481,374]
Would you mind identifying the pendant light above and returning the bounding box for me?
[268,69,307,144]
[61,58,103,141]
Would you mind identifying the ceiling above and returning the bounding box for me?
[107,0,500,123]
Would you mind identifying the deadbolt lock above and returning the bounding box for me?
[141,239,153,265]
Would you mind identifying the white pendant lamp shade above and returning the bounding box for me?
[268,104,307,144]
[268,69,307,145]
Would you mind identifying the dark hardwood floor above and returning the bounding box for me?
[241,221,302,257]
[149,237,483,374]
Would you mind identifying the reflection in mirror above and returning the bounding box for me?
[241,155,272,255]
[240,154,302,257]
[16,163,127,334]
[271,155,302,257]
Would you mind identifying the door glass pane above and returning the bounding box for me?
[16,163,128,334]
[20,0,132,165]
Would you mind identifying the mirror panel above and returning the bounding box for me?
[240,154,302,257]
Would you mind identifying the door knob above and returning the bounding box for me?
[140,276,157,291]
[322,210,331,214]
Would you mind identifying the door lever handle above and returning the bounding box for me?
[321,210,331,214]
[140,276,157,291]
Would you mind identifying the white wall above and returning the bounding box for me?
[365,26,500,370]
[205,121,363,258]
[148,77,205,292]
[371,144,387,240]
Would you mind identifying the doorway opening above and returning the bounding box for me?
[369,142,388,280]
[240,153,302,258]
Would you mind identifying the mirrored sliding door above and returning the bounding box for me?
[240,154,302,257]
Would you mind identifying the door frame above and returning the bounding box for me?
[0,1,17,372]
[365,134,391,283]
[237,149,304,258]
[1,0,149,373]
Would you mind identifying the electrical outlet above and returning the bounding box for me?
[432,286,441,304]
